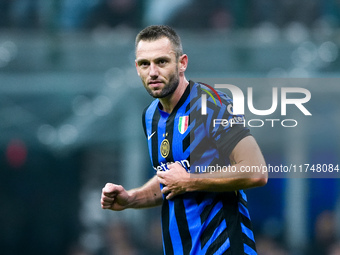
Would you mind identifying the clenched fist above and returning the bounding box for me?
[101,183,130,211]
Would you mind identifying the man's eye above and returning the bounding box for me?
[140,62,149,67]
[158,59,167,65]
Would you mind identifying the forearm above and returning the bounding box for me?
[188,162,268,192]
[126,175,163,209]
[157,136,268,199]
[188,141,268,192]
[158,161,267,200]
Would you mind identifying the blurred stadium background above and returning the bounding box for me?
[0,0,340,254]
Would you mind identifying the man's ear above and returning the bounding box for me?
[178,54,188,72]
[135,60,140,76]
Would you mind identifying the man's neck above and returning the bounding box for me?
[159,78,189,114]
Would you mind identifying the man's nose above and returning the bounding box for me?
[149,63,159,77]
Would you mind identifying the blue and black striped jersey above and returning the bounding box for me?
[142,80,257,255]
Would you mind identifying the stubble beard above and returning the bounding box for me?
[145,72,180,99]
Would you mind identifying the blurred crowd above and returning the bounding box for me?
[0,0,339,31]
[256,210,340,255]
[66,209,340,255]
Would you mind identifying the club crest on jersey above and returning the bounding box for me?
[160,139,170,158]
[178,116,189,134]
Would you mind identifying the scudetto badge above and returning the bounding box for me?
[178,115,189,134]
[160,139,170,158]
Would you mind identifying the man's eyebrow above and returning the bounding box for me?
[154,56,172,61]
[136,55,172,63]
[136,58,148,64]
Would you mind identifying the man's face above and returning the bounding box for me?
[135,37,180,98]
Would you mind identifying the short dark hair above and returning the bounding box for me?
[135,25,183,59]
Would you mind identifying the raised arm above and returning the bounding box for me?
[157,136,268,200]
[101,175,163,211]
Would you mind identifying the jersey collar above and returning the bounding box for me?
[157,80,193,117]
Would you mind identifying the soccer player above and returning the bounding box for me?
[101,25,268,255]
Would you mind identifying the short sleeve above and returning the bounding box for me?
[208,92,251,157]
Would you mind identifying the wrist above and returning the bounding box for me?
[126,189,138,209]
[183,172,199,192]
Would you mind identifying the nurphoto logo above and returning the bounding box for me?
[201,83,312,128]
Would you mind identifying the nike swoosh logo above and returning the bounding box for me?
[148,131,156,140]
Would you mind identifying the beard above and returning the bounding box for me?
[143,72,179,99]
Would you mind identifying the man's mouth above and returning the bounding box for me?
[148,81,163,88]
